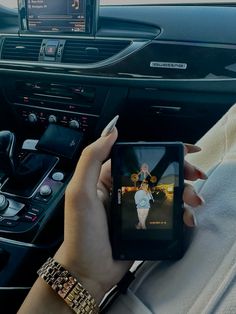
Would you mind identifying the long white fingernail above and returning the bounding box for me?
[195,167,208,180]
[101,115,119,137]
[198,195,205,206]
[193,213,198,227]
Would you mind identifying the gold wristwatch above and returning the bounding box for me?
[37,257,99,314]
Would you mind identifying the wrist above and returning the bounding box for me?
[54,247,107,304]
[75,276,106,304]
[38,257,100,313]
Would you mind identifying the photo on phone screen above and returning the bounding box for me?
[111,142,184,260]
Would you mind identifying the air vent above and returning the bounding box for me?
[62,39,131,64]
[1,37,42,61]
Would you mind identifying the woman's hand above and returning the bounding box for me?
[54,124,129,304]
[18,117,207,314]
[183,144,206,226]
[54,122,207,304]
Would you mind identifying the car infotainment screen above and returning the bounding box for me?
[18,0,98,35]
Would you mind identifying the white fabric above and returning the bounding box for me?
[107,104,236,314]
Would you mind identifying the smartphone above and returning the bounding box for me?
[110,142,185,260]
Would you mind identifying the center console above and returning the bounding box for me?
[0,126,83,243]
[0,1,109,309]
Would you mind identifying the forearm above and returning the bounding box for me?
[17,254,105,314]
[18,278,73,314]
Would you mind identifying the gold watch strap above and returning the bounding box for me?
[37,257,99,314]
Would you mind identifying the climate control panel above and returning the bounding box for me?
[3,79,109,137]
[14,104,98,133]
[0,167,66,238]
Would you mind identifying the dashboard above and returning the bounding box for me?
[1,3,236,311]
[1,6,236,141]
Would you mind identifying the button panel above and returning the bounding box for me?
[15,105,96,133]
[34,176,64,203]
[39,39,66,62]
[0,199,24,218]
[39,185,52,197]
[0,164,67,237]
[0,219,19,228]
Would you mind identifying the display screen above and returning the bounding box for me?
[118,145,180,240]
[111,142,184,260]
[19,0,97,34]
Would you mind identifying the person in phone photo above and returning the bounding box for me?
[134,180,154,229]
[137,163,152,183]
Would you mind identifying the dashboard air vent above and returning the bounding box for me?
[62,39,131,64]
[1,37,42,61]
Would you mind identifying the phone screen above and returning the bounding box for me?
[111,142,184,260]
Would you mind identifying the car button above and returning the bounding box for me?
[52,172,64,182]
[0,219,19,227]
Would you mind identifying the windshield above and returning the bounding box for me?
[1,0,236,10]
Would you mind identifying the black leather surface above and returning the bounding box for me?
[36,124,84,159]
[0,130,16,176]
[1,153,58,198]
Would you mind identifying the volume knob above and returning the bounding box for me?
[48,115,57,124]
[39,185,52,197]
[28,113,37,124]
[0,195,9,213]
[69,120,80,129]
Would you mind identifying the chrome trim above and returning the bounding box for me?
[9,133,15,173]
[151,105,181,111]
[0,236,38,247]
[2,68,236,83]
[0,234,63,249]
[19,34,91,39]
[21,34,142,41]
[152,39,236,50]
[34,93,72,100]
[0,33,145,41]
[0,287,31,290]
[118,72,163,79]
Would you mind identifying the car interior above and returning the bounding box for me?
[0,0,236,312]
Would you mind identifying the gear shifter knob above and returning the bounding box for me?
[0,131,16,176]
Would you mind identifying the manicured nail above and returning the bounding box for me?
[184,144,202,154]
[193,190,205,206]
[192,213,198,227]
[195,167,208,180]
[101,115,119,137]
[193,145,202,152]
[198,195,205,206]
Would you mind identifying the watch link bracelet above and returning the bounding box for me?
[37,257,99,314]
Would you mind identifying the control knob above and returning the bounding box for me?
[69,120,80,129]
[52,172,64,182]
[39,185,52,197]
[28,113,37,124]
[48,115,57,124]
[0,195,9,213]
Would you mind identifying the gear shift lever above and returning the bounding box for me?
[0,131,16,177]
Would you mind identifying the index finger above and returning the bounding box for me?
[99,160,112,191]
